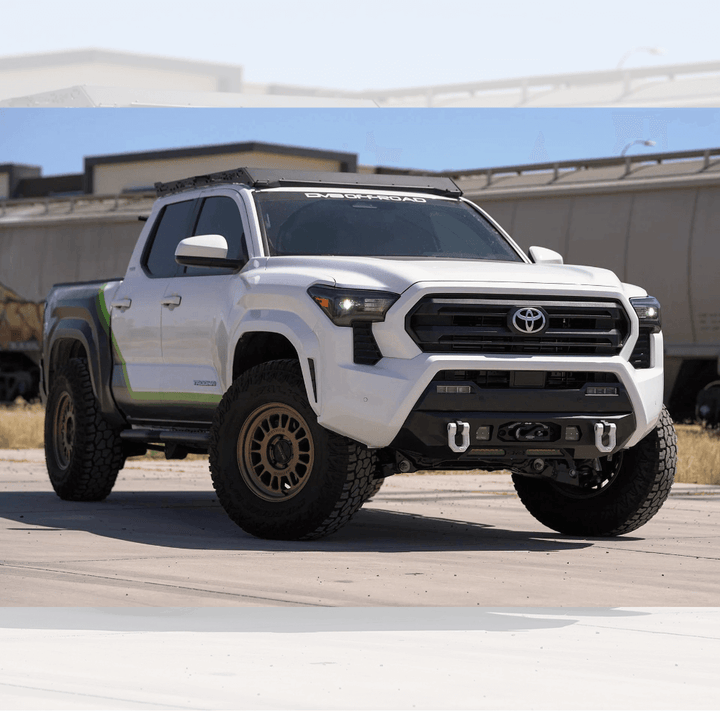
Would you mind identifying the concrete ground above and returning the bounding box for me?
[1,449,719,607]
[0,607,717,710]
[1,450,719,710]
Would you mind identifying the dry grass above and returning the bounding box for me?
[0,399,44,449]
[1,401,719,483]
[674,424,720,485]
[0,400,204,460]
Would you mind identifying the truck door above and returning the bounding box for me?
[160,194,250,423]
[110,198,198,422]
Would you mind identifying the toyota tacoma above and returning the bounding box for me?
[41,168,677,540]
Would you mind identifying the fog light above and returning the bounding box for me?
[586,386,618,396]
[437,385,471,394]
[565,426,581,441]
[475,426,491,441]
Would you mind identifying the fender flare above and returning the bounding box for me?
[44,309,125,428]
[229,310,322,415]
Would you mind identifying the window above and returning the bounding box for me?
[144,200,198,278]
[183,196,248,276]
[254,192,522,262]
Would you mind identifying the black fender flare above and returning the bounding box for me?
[44,302,125,428]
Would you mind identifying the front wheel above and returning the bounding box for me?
[513,407,677,536]
[209,360,374,540]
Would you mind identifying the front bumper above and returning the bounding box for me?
[314,345,663,450]
[390,371,637,463]
[309,285,664,451]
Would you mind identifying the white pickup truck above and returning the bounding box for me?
[41,168,676,540]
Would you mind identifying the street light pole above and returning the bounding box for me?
[621,140,657,156]
[617,47,664,69]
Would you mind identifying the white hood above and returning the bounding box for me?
[264,256,625,295]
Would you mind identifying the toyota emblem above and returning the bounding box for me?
[511,307,547,334]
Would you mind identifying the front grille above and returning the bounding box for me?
[434,370,620,390]
[407,295,629,356]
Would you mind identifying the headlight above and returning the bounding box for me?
[630,296,662,333]
[308,285,399,327]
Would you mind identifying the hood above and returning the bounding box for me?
[264,256,625,294]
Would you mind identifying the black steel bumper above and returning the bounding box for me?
[390,371,637,465]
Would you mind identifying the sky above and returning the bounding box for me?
[2,0,719,90]
[1,107,718,177]
[1,1,718,176]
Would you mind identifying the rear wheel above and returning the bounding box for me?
[513,407,676,536]
[44,358,124,501]
[210,360,374,540]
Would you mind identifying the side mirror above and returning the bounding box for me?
[528,246,564,265]
[175,234,239,268]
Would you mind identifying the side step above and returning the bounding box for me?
[120,429,211,450]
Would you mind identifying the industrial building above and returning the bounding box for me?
[1,141,719,416]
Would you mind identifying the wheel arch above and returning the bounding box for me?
[44,316,124,427]
[46,324,93,392]
[229,313,322,413]
[232,331,299,379]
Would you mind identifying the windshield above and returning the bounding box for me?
[253,191,523,262]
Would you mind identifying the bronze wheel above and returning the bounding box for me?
[210,359,374,540]
[52,389,76,470]
[237,403,315,502]
[44,358,124,501]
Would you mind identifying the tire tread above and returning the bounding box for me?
[209,359,374,540]
[44,358,124,501]
[513,406,677,536]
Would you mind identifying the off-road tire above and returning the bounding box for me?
[363,474,385,501]
[44,358,124,501]
[512,406,677,536]
[209,359,374,540]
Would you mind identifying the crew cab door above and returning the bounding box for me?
[110,198,198,421]
[159,194,251,423]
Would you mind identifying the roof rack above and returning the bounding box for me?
[155,167,463,198]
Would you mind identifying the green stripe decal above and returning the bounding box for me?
[96,283,111,334]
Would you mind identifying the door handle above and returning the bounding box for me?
[111,298,132,309]
[161,295,182,307]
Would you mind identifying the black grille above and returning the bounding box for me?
[434,370,620,390]
[353,322,382,365]
[630,328,652,368]
[407,296,629,356]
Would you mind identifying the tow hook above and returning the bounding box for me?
[447,421,470,453]
[594,421,617,453]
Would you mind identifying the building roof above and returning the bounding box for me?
[1,49,718,107]
[448,148,720,200]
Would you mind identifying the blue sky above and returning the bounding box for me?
[1,108,718,176]
[2,0,719,90]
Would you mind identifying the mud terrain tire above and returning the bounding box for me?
[44,358,124,501]
[363,474,385,501]
[513,407,677,536]
[209,359,374,540]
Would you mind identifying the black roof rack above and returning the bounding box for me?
[155,167,463,198]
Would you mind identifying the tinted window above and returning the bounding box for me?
[183,196,248,276]
[144,200,198,278]
[254,192,521,262]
